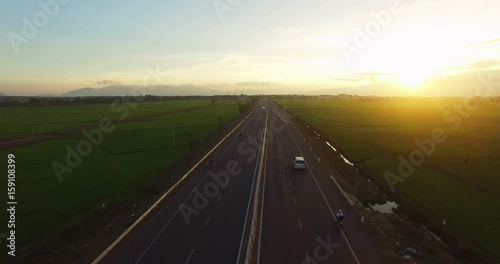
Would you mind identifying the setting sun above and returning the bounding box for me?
[357,28,470,90]
[397,70,431,87]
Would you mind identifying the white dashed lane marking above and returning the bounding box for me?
[185,249,195,264]
[205,216,211,226]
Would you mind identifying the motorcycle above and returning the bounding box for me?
[337,219,344,229]
[335,210,344,229]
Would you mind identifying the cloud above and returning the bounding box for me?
[440,70,500,80]
[331,73,395,84]
[438,60,500,73]
[189,54,289,71]
[469,60,500,70]
[464,38,500,48]
[334,78,362,82]
[356,72,395,82]
[235,81,280,87]
[96,79,122,85]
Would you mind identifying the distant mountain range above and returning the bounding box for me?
[6,69,499,97]
[56,85,223,97]
[42,81,498,97]
[30,82,287,97]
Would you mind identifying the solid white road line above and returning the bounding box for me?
[235,115,267,264]
[242,103,269,264]
[256,125,269,264]
[284,116,361,264]
[131,111,259,264]
[132,133,244,264]
[93,108,259,264]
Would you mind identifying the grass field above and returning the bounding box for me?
[0,99,211,138]
[275,98,500,257]
[0,99,242,251]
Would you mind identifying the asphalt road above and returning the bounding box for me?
[258,101,383,264]
[97,99,383,264]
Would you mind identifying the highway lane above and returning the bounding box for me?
[258,101,384,264]
[96,98,384,264]
[98,100,268,264]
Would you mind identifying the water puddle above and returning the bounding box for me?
[369,201,399,214]
[325,141,354,166]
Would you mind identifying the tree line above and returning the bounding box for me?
[0,95,248,107]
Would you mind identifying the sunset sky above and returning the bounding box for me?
[0,0,499,96]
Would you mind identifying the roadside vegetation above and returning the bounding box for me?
[0,98,245,252]
[275,97,500,260]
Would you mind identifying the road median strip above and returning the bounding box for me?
[243,109,268,264]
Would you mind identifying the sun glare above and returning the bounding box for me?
[397,70,431,87]
[358,29,467,90]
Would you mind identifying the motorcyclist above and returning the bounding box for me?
[335,209,344,223]
[239,133,243,139]
[209,159,214,168]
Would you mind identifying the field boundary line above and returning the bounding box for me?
[92,107,257,264]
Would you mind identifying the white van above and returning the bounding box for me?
[292,157,306,170]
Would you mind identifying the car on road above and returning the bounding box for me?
[292,156,306,169]
[260,106,266,112]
